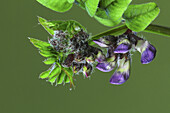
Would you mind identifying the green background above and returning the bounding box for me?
[1,0,170,113]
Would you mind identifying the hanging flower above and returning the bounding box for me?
[93,29,156,84]
[110,54,131,85]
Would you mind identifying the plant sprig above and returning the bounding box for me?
[30,0,170,88]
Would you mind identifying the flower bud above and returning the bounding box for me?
[93,39,109,47]
[83,63,93,78]
[96,51,106,63]
[62,54,75,67]
[72,63,83,74]
[85,54,95,63]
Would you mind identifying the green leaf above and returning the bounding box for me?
[48,74,58,85]
[85,0,100,17]
[43,57,56,65]
[36,0,73,12]
[94,8,119,27]
[93,0,131,27]
[123,2,160,32]
[29,37,51,50]
[38,17,54,35]
[62,67,74,86]
[64,74,70,83]
[39,50,56,57]
[75,0,86,9]
[57,71,66,84]
[38,17,86,36]
[99,0,114,8]
[49,63,61,78]
[106,0,132,23]
[67,0,75,3]
[39,70,51,79]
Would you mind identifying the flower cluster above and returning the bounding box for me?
[48,29,105,78]
[93,30,156,85]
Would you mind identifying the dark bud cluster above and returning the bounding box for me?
[49,29,105,78]
[48,30,68,52]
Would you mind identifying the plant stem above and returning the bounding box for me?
[144,24,170,37]
[89,24,170,46]
[88,24,128,45]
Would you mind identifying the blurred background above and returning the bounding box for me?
[0,0,170,113]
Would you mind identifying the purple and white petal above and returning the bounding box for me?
[110,71,130,85]
[135,40,156,64]
[141,44,156,64]
[110,56,131,85]
[93,40,108,48]
[114,43,131,53]
[96,62,115,72]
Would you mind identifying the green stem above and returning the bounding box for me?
[89,24,170,46]
[144,24,170,37]
[88,24,128,45]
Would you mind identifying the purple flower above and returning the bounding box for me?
[135,40,156,64]
[93,36,114,48]
[96,62,116,72]
[92,29,157,85]
[93,40,108,48]
[110,71,130,85]
[110,56,131,85]
[114,43,131,53]
[114,39,131,53]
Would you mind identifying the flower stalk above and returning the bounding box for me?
[89,24,170,46]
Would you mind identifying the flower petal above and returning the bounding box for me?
[135,40,156,64]
[141,44,156,64]
[110,55,131,85]
[93,40,108,47]
[96,62,116,72]
[114,43,131,53]
[110,71,130,85]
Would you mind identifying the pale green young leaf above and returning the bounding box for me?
[29,37,51,50]
[39,70,51,79]
[43,58,56,65]
[123,2,160,32]
[85,0,100,17]
[64,75,70,83]
[57,71,66,84]
[48,74,58,85]
[39,50,56,57]
[38,17,86,36]
[38,17,55,35]
[48,63,61,78]
[62,67,74,86]
[36,0,73,12]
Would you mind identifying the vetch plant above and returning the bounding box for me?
[29,0,170,89]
